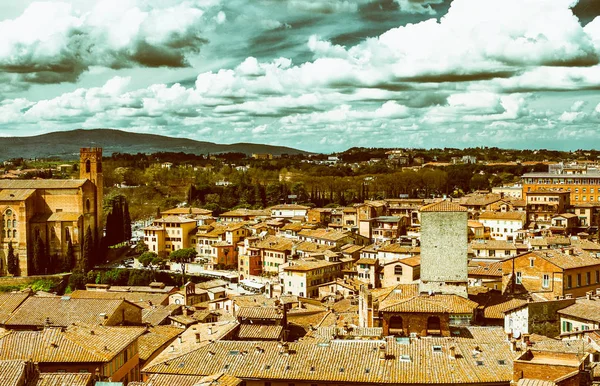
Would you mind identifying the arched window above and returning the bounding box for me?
[85,159,91,173]
[6,219,11,229]
[13,230,16,238]
[12,220,16,228]
[394,265,403,275]
[86,199,91,212]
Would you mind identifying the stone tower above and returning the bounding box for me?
[418,200,468,298]
[80,148,103,235]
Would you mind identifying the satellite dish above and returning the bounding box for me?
[513,330,521,339]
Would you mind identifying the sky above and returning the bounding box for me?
[1,0,600,153]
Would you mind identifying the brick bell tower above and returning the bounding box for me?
[80,148,103,237]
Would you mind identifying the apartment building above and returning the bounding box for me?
[478,211,526,241]
[522,167,600,204]
[283,258,343,298]
[502,249,600,300]
[142,216,197,254]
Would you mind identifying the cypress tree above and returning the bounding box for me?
[123,201,132,241]
[81,226,94,272]
[32,235,46,275]
[62,239,74,273]
[7,241,18,276]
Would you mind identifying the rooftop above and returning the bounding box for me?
[420,200,467,212]
[142,327,514,384]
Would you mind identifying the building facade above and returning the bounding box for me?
[0,148,103,276]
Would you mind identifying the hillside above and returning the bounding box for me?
[0,129,310,160]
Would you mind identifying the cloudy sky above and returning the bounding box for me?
[1,0,600,152]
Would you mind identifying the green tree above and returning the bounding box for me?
[7,241,18,276]
[81,226,94,272]
[135,240,149,255]
[123,201,132,241]
[32,235,46,275]
[169,248,197,284]
[68,269,88,290]
[61,240,74,273]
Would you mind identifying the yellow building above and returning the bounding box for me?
[143,216,197,254]
[0,148,103,276]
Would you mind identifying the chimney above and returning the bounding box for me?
[510,339,517,352]
[522,334,530,345]
[170,345,175,352]
[506,332,513,342]
[449,346,456,359]
[587,291,594,300]
[195,333,201,343]
[178,336,183,344]
[208,327,213,335]
[565,293,573,299]
[378,343,387,360]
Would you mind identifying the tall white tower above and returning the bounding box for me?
[419,200,469,298]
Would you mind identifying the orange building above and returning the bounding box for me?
[502,250,600,300]
[522,171,600,205]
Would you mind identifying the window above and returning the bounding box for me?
[577,274,582,287]
[586,272,591,286]
[529,259,534,267]
[542,274,549,288]
[567,275,572,288]
[85,159,91,173]
[516,272,522,285]
[596,270,599,283]
[394,265,403,275]
[562,320,573,332]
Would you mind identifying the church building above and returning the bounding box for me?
[0,148,103,276]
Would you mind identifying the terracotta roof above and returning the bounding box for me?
[4,297,141,328]
[0,189,36,201]
[468,261,503,277]
[298,229,351,242]
[0,324,144,363]
[525,250,600,270]
[236,306,284,320]
[142,305,181,326]
[340,244,364,254]
[138,326,183,362]
[219,209,269,217]
[143,321,239,370]
[237,324,283,340]
[293,241,334,253]
[471,240,517,250]
[483,299,528,319]
[377,244,420,254]
[284,260,340,272]
[459,194,503,207]
[140,373,242,386]
[162,208,212,216]
[557,299,600,323]
[26,372,92,386]
[154,216,197,224]
[420,200,467,212]
[255,236,293,252]
[478,211,527,221]
[396,256,421,267]
[517,379,556,386]
[379,294,478,314]
[69,290,169,309]
[142,327,514,384]
[356,258,377,265]
[0,180,88,189]
[0,292,30,324]
[0,360,27,386]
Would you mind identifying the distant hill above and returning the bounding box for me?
[0,129,311,160]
